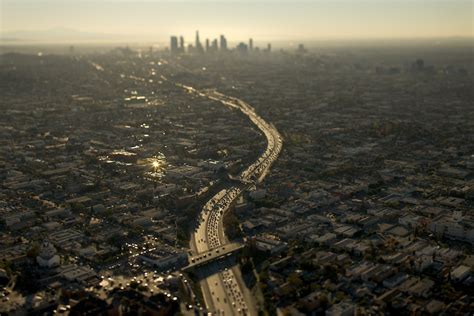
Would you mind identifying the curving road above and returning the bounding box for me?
[179,84,282,315]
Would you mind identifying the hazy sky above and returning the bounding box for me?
[1,0,472,42]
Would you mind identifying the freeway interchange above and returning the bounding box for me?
[181,84,283,315]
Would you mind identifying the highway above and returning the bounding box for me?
[89,60,281,314]
[179,83,282,315]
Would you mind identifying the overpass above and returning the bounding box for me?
[182,243,244,272]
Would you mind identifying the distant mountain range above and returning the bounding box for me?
[1,27,153,43]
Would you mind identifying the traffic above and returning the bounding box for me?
[178,83,282,315]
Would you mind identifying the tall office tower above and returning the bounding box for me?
[220,35,227,51]
[179,36,185,53]
[249,38,253,51]
[187,44,194,53]
[195,30,203,52]
[236,42,248,53]
[211,39,218,52]
[205,39,210,52]
[267,43,272,52]
[296,43,307,54]
[170,36,179,54]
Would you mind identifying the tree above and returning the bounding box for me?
[288,272,303,287]
[335,291,346,303]
[324,265,339,282]
[71,202,86,213]
[27,243,40,258]
[223,211,242,240]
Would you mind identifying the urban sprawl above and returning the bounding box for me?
[0,32,473,315]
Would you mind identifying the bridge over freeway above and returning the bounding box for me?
[182,242,244,272]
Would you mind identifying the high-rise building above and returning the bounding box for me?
[195,30,203,53]
[220,35,227,51]
[195,30,200,47]
[170,36,179,54]
[266,43,272,52]
[296,43,307,54]
[179,36,185,53]
[205,39,210,52]
[249,38,253,51]
[236,42,248,53]
[211,39,218,52]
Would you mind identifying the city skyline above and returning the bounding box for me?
[1,0,472,44]
[170,31,263,54]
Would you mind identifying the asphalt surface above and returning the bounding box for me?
[179,83,282,315]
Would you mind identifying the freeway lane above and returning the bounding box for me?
[179,83,282,315]
[191,186,249,315]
